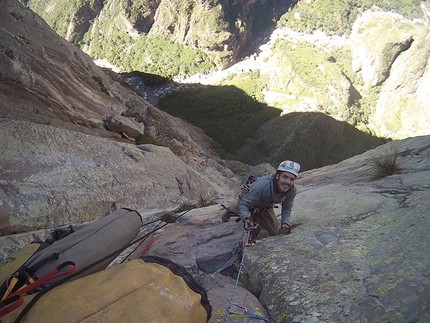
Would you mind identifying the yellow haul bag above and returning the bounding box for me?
[2,256,211,323]
[0,207,143,315]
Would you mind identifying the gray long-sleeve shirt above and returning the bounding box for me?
[238,175,297,225]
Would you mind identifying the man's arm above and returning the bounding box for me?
[239,192,253,219]
[239,180,265,219]
[238,176,270,219]
[280,186,297,225]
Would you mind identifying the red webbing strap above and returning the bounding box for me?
[13,261,76,296]
[0,295,24,317]
[0,261,76,318]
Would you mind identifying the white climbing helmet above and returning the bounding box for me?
[277,160,301,177]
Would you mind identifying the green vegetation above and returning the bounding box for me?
[369,146,402,180]
[270,40,341,90]
[352,86,381,131]
[122,0,158,23]
[219,70,268,102]
[90,29,216,77]
[264,40,361,121]
[28,0,220,77]
[28,0,424,82]
[278,0,424,35]
[193,193,216,208]
[27,0,88,38]
[250,112,386,171]
[328,47,359,85]
[158,85,280,154]
[122,35,216,77]
[135,133,162,146]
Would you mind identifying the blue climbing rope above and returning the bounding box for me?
[222,229,271,323]
[227,304,271,323]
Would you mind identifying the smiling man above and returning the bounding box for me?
[239,160,300,246]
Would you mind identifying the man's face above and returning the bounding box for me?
[276,171,296,192]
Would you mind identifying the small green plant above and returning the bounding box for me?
[135,134,162,146]
[369,147,402,180]
[194,193,216,208]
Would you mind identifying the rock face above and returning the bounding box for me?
[2,136,429,322]
[244,136,430,322]
[1,2,429,321]
[0,0,242,235]
[109,136,429,323]
[0,118,232,235]
[0,0,127,127]
[350,11,430,139]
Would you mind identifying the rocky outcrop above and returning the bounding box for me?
[24,0,295,68]
[105,114,145,139]
[0,0,149,135]
[350,12,418,88]
[262,11,430,140]
[348,11,430,139]
[245,135,430,322]
[0,0,242,235]
[0,118,233,235]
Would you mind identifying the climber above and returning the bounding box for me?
[238,160,300,246]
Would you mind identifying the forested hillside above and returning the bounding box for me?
[21,0,430,170]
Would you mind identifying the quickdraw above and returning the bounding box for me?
[227,303,271,323]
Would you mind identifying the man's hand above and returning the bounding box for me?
[281,223,291,235]
[241,184,250,193]
[243,218,252,230]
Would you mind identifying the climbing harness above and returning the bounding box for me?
[222,229,271,323]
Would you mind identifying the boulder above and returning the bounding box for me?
[105,114,145,138]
